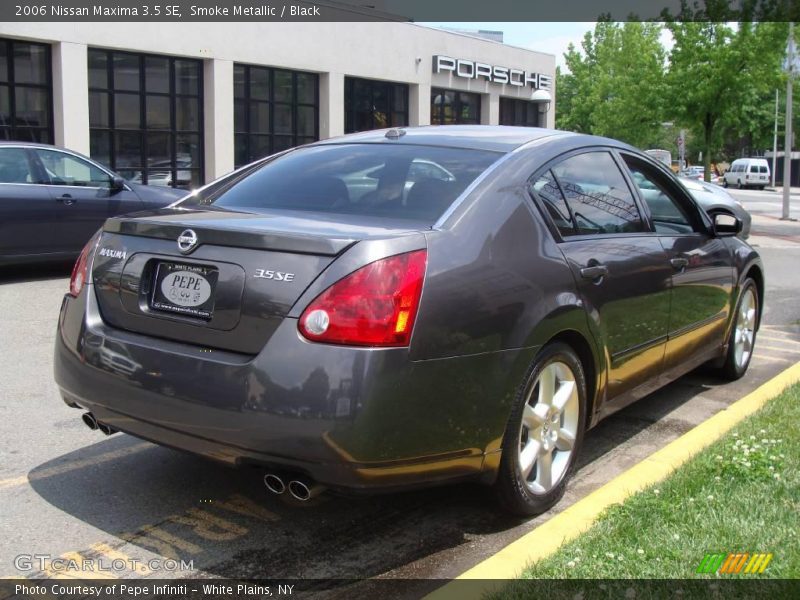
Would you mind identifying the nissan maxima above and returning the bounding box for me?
[54,126,763,515]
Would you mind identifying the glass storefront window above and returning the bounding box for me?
[499,97,544,127]
[0,38,52,143]
[344,77,408,134]
[430,88,481,125]
[88,49,203,188]
[233,64,319,168]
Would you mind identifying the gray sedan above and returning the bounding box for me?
[55,126,762,516]
[0,142,186,265]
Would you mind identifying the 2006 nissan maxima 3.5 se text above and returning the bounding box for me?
[55,126,763,515]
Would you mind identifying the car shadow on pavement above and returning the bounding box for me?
[26,369,727,580]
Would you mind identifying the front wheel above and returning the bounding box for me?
[717,279,759,380]
[495,343,587,516]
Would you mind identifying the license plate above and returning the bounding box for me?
[151,262,218,320]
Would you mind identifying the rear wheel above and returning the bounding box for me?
[717,279,758,380]
[495,343,586,516]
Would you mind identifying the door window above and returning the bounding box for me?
[542,151,644,236]
[35,149,112,188]
[529,169,576,237]
[0,147,36,183]
[624,157,697,234]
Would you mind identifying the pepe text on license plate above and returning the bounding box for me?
[151,262,218,319]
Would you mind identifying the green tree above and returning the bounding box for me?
[556,22,667,149]
[665,20,789,179]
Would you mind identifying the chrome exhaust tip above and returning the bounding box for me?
[263,473,286,495]
[288,478,325,502]
[81,412,99,430]
[97,422,117,436]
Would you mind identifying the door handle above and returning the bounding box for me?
[670,257,689,271]
[580,264,608,280]
[58,194,75,206]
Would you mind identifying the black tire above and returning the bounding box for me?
[494,343,587,516]
[717,278,759,380]
[737,180,743,189]
[723,178,729,188]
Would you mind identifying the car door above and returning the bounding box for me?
[529,150,673,409]
[31,148,143,252]
[0,146,58,260]
[621,153,735,374]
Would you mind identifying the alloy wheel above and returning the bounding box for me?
[734,288,757,369]
[517,361,580,494]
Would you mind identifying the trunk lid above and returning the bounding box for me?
[91,207,424,354]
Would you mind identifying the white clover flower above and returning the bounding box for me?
[749,435,756,440]
[761,439,769,444]
[707,495,714,501]
[732,432,738,437]
[637,548,645,555]
[673,533,680,541]
[688,497,694,502]
[567,560,576,568]
[618,555,624,562]
[715,455,723,460]
[654,489,661,495]
[769,466,774,471]
[606,552,615,559]
[714,476,721,481]
[774,473,781,480]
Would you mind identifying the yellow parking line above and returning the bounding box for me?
[759,335,800,346]
[426,361,800,598]
[756,354,794,364]
[0,442,151,490]
[757,344,800,355]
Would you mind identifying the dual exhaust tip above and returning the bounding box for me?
[81,412,117,436]
[81,412,320,500]
[264,473,324,502]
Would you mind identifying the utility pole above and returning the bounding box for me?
[782,22,795,220]
[772,89,778,189]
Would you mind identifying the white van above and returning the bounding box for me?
[723,158,770,190]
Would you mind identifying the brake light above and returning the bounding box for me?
[69,234,100,297]
[299,250,427,347]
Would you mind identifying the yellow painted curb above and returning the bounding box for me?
[426,360,800,599]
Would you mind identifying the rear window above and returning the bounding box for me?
[194,144,501,222]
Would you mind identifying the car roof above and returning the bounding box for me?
[315,125,575,153]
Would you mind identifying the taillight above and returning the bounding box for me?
[69,233,100,297]
[299,250,427,347]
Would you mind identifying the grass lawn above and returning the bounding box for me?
[511,381,800,580]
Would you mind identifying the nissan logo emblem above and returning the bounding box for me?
[177,229,199,253]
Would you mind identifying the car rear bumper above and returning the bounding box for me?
[54,287,522,491]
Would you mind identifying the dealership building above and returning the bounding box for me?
[0,21,555,187]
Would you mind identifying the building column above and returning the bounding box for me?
[203,59,234,183]
[409,83,430,126]
[52,42,89,154]
[482,93,499,125]
[320,72,344,139]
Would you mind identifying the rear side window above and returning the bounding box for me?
[759,165,768,173]
[529,170,576,237]
[749,165,758,173]
[0,147,36,184]
[541,151,644,236]
[199,144,501,223]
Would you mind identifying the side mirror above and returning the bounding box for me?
[110,175,125,193]
[712,211,742,237]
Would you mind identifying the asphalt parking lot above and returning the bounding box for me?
[1,187,798,589]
